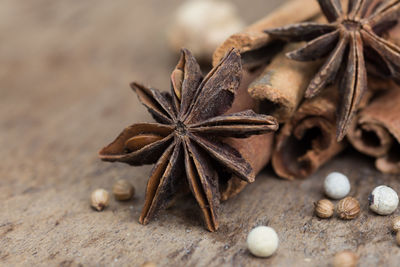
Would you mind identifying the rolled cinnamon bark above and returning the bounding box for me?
[248,44,320,122]
[272,88,346,180]
[222,134,274,200]
[212,0,320,68]
[213,0,322,123]
[347,87,400,174]
[220,68,274,200]
[216,1,338,184]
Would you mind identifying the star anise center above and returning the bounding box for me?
[341,19,362,32]
[175,120,187,136]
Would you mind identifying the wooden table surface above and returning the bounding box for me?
[2,0,400,266]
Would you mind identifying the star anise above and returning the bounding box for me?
[265,0,400,140]
[99,49,278,231]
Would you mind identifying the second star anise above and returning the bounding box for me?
[99,49,278,231]
[265,0,400,140]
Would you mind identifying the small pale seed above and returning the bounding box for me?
[91,189,110,211]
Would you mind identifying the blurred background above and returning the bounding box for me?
[1,0,282,99]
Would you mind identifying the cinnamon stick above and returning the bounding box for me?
[212,0,320,68]
[220,68,274,200]
[206,0,323,199]
[272,88,346,180]
[248,44,320,122]
[215,1,337,183]
[222,134,274,200]
[347,87,400,174]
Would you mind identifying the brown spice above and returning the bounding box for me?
[333,250,358,267]
[337,197,360,220]
[248,44,320,122]
[112,179,135,201]
[141,262,157,267]
[392,216,400,232]
[348,86,400,174]
[314,199,334,219]
[212,0,321,67]
[265,0,400,140]
[219,68,276,201]
[272,87,345,179]
[99,49,278,231]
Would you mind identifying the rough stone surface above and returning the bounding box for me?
[1,0,400,266]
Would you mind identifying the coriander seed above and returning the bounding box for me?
[333,251,358,267]
[141,262,157,267]
[113,179,135,201]
[91,189,110,211]
[337,197,360,220]
[392,216,400,232]
[397,232,400,247]
[314,199,334,219]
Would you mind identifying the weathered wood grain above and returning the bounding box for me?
[1,0,400,266]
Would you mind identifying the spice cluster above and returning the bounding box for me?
[93,0,400,264]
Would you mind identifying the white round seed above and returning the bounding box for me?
[369,185,399,215]
[247,226,279,258]
[167,0,244,59]
[324,172,351,199]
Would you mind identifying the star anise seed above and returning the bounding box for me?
[265,0,400,140]
[99,48,278,231]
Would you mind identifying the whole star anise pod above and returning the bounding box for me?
[99,49,278,231]
[265,0,400,140]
